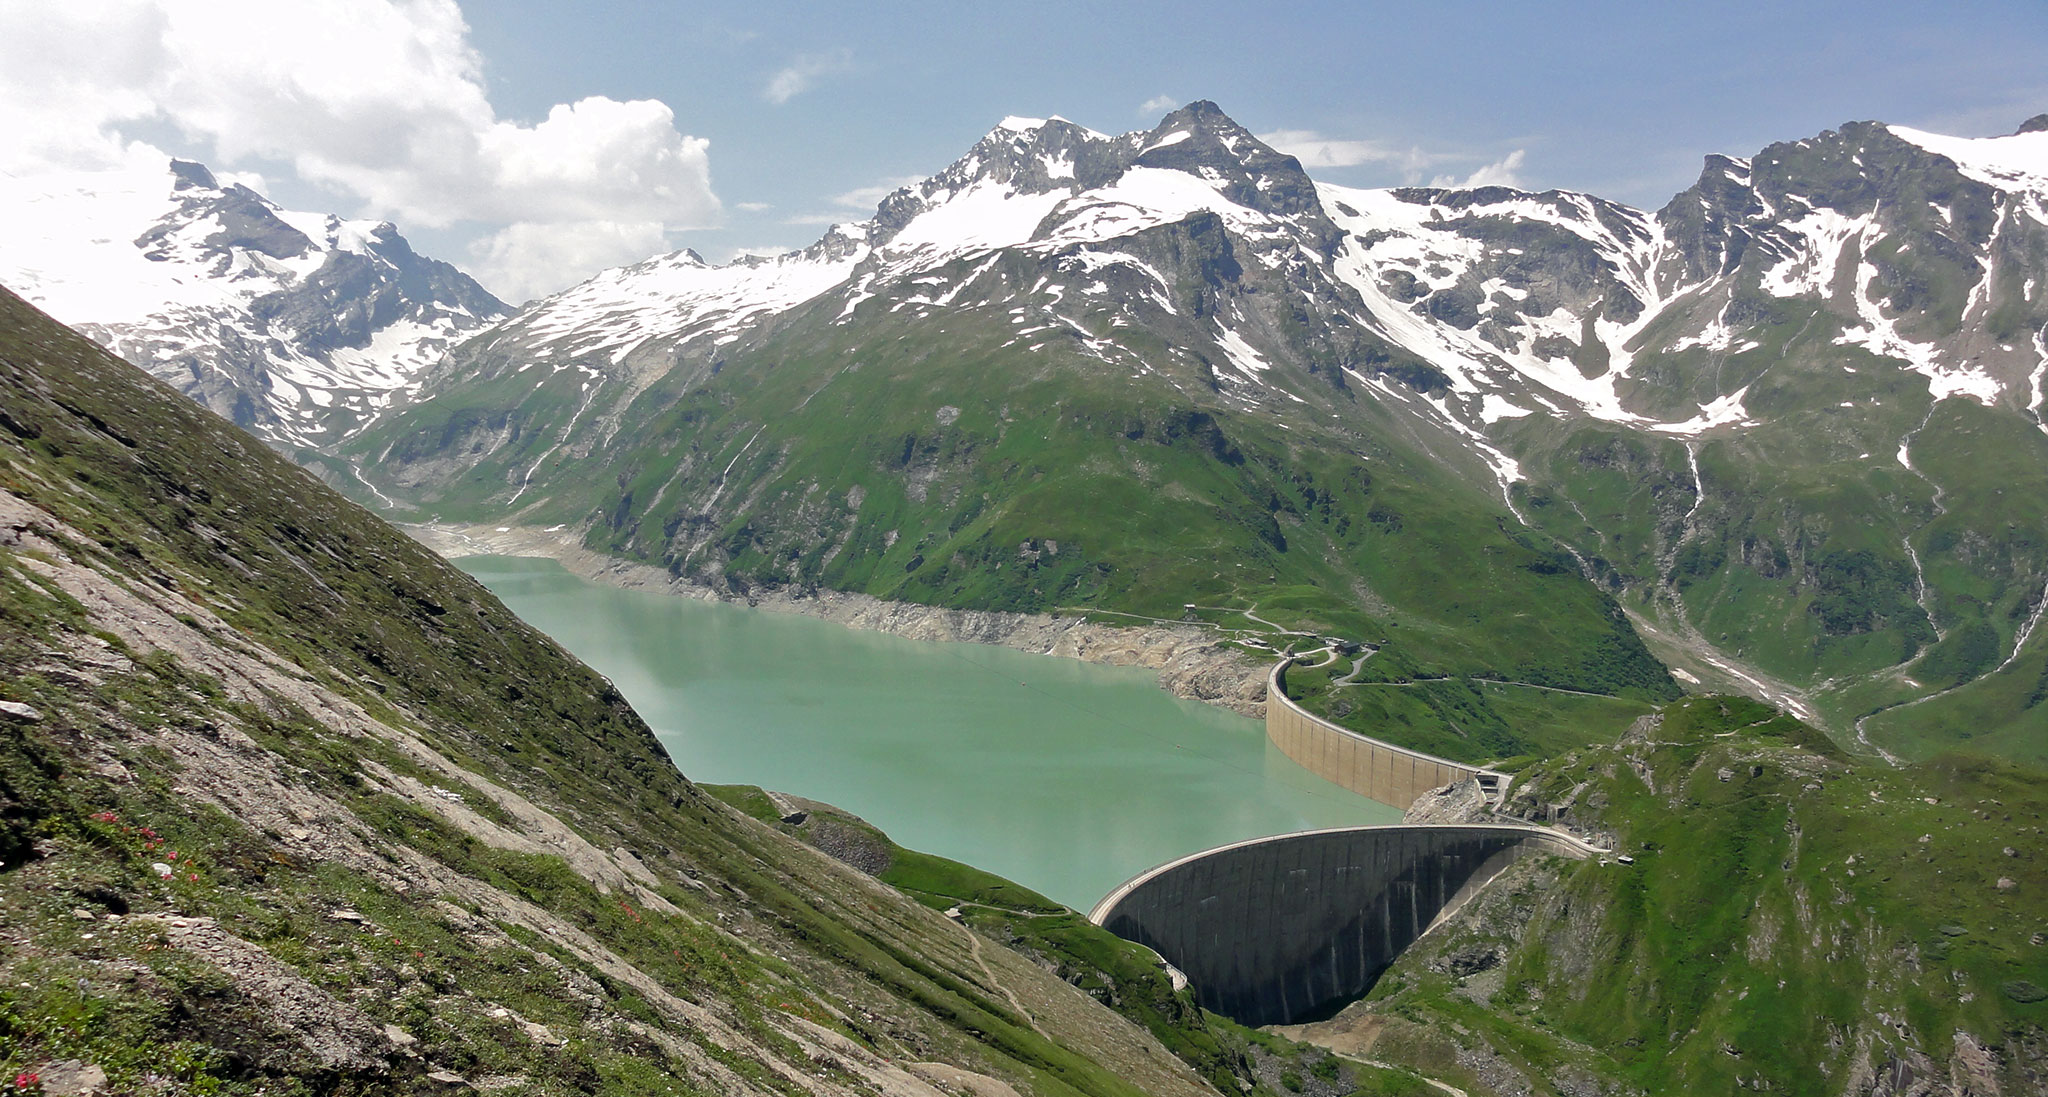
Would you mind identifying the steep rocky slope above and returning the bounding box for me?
[0,286,1268,1096]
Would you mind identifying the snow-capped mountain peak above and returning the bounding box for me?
[0,152,504,447]
[386,105,2048,518]
[480,101,1352,377]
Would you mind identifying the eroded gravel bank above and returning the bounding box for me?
[407,523,1270,717]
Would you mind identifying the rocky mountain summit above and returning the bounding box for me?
[421,102,1371,410]
[0,155,505,448]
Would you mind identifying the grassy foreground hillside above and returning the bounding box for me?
[0,285,1301,1096]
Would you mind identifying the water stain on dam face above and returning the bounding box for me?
[1091,824,1598,1026]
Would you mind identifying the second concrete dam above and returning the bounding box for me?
[1091,823,1601,1026]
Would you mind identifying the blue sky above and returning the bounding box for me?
[461,0,2048,207]
[3,0,2044,300]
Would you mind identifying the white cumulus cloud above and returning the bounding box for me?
[727,245,796,261]
[470,221,672,305]
[763,49,854,105]
[1139,95,1179,116]
[0,0,720,300]
[1260,127,1531,190]
[1258,129,1446,174]
[831,175,923,210]
[1435,149,1528,189]
[781,174,922,226]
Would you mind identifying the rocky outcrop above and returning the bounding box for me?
[1401,777,1493,826]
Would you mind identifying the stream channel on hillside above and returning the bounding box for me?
[459,555,1397,908]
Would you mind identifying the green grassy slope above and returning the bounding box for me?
[1511,338,2048,762]
[1355,697,2048,1095]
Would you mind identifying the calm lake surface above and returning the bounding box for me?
[458,555,1398,908]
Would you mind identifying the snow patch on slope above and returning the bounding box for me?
[887,179,1068,259]
[1479,394,1534,423]
[1038,167,1270,246]
[1649,387,1757,435]
[1890,125,2048,193]
[1759,208,1867,299]
[1836,253,2001,404]
[1214,326,1273,380]
[517,245,866,357]
[1323,184,1661,420]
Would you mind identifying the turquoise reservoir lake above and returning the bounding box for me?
[458,555,1398,908]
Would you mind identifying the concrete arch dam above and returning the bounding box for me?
[1090,824,1600,1026]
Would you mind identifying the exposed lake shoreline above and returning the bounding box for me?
[407,523,1270,718]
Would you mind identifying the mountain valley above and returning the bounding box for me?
[323,104,2048,764]
[7,89,2048,1097]
[7,272,2048,1096]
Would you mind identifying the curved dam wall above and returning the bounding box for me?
[1266,661,1496,810]
[1091,824,1598,1026]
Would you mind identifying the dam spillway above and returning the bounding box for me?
[1090,824,1600,1026]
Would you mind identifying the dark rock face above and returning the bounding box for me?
[254,229,502,358]
[137,171,315,263]
[1443,945,1502,977]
